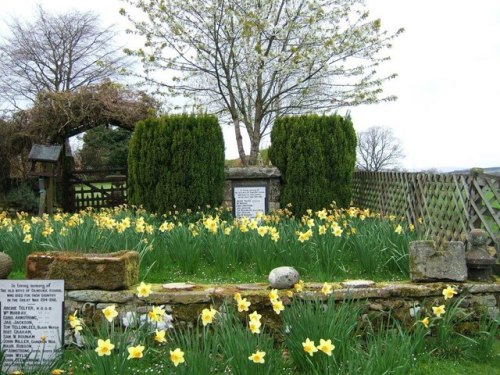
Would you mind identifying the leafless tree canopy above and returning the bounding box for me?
[0,6,127,111]
[356,126,405,171]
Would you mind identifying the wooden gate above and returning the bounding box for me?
[67,168,127,211]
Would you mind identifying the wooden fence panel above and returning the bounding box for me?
[352,170,499,247]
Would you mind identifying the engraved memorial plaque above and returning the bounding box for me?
[0,280,64,372]
[233,186,267,218]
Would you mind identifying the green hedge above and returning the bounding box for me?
[128,114,225,212]
[269,114,356,215]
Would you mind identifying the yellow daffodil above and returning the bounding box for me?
[127,345,145,360]
[272,299,285,315]
[136,282,152,298]
[442,286,457,300]
[317,339,335,356]
[332,226,343,237]
[317,209,327,220]
[257,226,268,237]
[394,224,403,234]
[302,338,318,356]
[419,317,430,328]
[10,371,24,374]
[287,290,294,298]
[102,305,118,323]
[318,225,327,235]
[234,292,242,302]
[69,311,83,332]
[248,350,266,364]
[249,311,262,322]
[249,319,261,334]
[321,282,333,296]
[432,305,446,318]
[148,305,166,322]
[294,280,304,292]
[95,339,115,356]
[51,370,65,375]
[224,227,232,235]
[23,234,32,243]
[170,348,185,367]
[201,307,218,326]
[238,298,251,312]
[154,329,166,343]
[239,224,249,233]
[409,223,415,231]
[271,232,280,242]
[268,289,279,301]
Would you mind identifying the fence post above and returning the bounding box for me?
[468,168,483,230]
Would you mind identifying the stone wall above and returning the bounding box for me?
[65,281,499,334]
[223,167,281,213]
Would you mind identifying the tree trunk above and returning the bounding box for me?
[247,120,261,166]
[233,117,248,166]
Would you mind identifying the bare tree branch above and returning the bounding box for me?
[356,126,405,171]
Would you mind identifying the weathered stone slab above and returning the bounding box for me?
[26,250,139,290]
[163,282,196,291]
[268,266,299,289]
[341,280,375,288]
[409,240,467,282]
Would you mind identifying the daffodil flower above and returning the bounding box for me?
[248,350,266,364]
[95,339,115,356]
[136,281,152,298]
[302,338,318,356]
[170,348,185,367]
[238,298,251,312]
[127,345,145,360]
[201,307,218,326]
[154,329,167,343]
[317,339,335,356]
[102,305,118,323]
[442,286,457,300]
[432,305,446,318]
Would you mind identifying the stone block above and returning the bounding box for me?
[409,240,467,282]
[26,250,139,290]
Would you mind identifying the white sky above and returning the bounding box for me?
[1,0,499,171]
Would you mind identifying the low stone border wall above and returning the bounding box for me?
[65,281,499,332]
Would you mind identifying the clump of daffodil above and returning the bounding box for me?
[170,348,185,367]
[302,338,318,356]
[248,350,266,364]
[394,224,403,234]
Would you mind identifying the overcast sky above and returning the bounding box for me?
[1,0,499,171]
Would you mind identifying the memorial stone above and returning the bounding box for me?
[0,280,64,372]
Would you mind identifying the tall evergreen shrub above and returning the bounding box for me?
[269,114,356,215]
[128,114,225,212]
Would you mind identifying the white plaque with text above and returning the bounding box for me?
[234,186,266,218]
[0,280,64,372]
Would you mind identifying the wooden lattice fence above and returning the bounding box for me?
[352,169,499,247]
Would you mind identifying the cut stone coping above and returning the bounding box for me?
[163,282,196,291]
[340,280,375,288]
[225,166,281,179]
[64,280,500,306]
